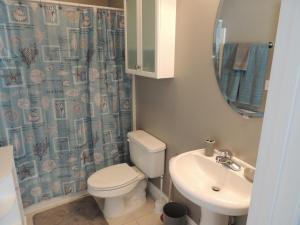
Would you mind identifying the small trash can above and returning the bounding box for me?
[163,202,187,225]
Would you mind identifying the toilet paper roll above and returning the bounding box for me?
[204,139,215,157]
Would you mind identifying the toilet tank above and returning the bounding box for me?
[127,130,166,178]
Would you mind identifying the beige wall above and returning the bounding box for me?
[220,0,281,43]
[108,0,124,8]
[62,0,108,6]
[136,0,264,223]
[61,0,124,8]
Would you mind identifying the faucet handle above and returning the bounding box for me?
[218,149,233,159]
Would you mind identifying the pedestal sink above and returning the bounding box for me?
[169,149,254,225]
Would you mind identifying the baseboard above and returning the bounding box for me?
[147,181,169,203]
[147,182,198,225]
[24,191,88,216]
[186,214,198,225]
[24,215,27,225]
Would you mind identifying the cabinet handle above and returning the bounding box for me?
[136,65,141,70]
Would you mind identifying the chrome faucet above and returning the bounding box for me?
[216,149,241,171]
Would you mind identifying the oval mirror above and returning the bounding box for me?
[213,0,281,118]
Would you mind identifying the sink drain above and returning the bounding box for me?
[211,186,221,192]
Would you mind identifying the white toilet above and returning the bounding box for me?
[87,130,166,218]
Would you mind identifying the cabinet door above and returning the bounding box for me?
[126,0,138,70]
[142,0,156,73]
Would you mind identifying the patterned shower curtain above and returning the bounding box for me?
[0,1,132,207]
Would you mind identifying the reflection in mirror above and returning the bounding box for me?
[213,0,281,118]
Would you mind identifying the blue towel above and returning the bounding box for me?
[219,43,241,102]
[238,44,269,107]
[219,43,269,108]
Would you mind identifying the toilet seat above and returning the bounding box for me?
[88,163,141,191]
[88,164,145,198]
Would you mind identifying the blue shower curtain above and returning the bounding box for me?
[0,1,132,207]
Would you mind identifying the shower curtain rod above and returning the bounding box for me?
[16,0,124,11]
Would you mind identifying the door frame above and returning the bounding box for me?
[247,0,300,224]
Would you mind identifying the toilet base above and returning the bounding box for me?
[94,180,147,219]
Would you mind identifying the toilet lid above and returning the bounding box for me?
[88,163,139,190]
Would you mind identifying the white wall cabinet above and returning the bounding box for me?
[125,0,176,79]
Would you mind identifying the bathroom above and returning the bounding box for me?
[0,0,299,225]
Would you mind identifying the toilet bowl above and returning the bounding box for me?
[88,164,147,218]
[87,130,166,219]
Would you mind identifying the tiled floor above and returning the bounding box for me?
[26,196,163,225]
[106,197,163,225]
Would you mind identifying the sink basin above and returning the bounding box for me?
[169,149,254,225]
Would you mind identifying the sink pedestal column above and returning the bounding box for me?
[199,208,229,225]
